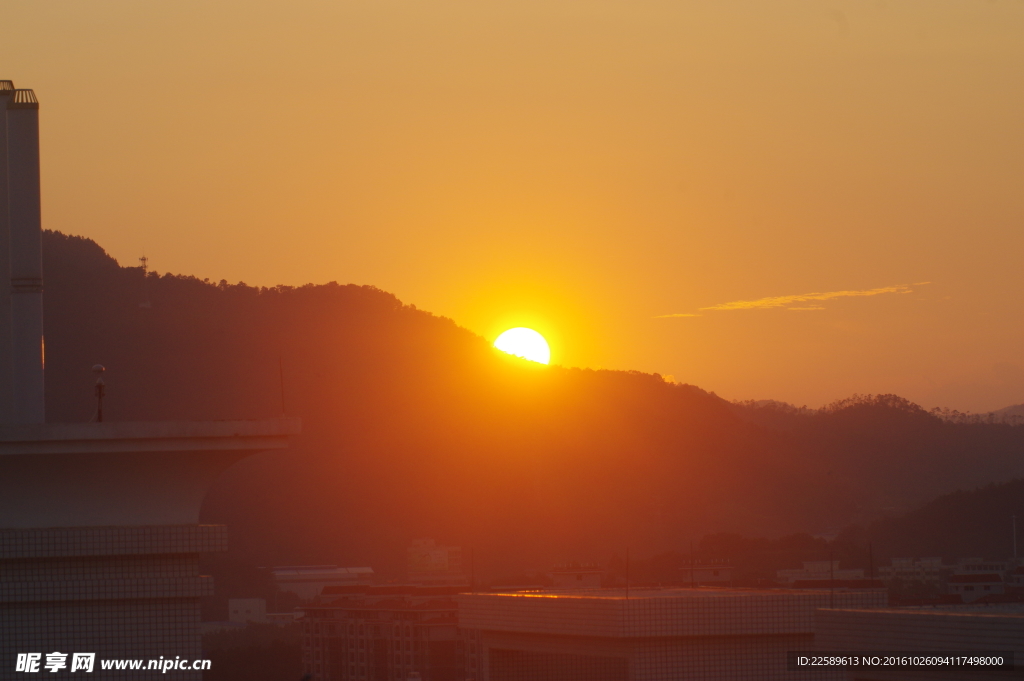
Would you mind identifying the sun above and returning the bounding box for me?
[494,328,550,365]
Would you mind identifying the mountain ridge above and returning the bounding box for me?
[39,230,1024,579]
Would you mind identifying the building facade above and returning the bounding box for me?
[816,604,1024,680]
[301,586,477,681]
[457,587,887,681]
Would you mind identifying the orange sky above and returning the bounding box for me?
[4,0,1023,412]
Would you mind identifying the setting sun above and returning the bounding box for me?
[494,328,550,365]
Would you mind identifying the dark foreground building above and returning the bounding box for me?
[456,587,887,681]
[0,80,299,680]
[817,603,1024,680]
[302,586,479,681]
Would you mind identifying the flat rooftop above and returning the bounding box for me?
[481,586,885,600]
[826,603,1024,618]
[458,587,888,638]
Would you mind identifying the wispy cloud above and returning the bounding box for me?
[655,282,929,318]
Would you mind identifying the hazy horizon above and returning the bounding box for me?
[5,0,1023,412]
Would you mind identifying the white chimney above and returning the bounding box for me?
[7,88,44,423]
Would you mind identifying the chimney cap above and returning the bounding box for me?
[8,89,37,110]
[0,81,14,93]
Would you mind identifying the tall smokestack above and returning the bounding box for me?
[7,89,44,423]
[0,81,14,424]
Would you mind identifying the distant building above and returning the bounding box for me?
[947,573,1005,602]
[777,561,864,585]
[229,597,268,624]
[408,539,468,586]
[1006,565,1024,592]
[300,585,476,681]
[458,586,886,680]
[267,610,302,626]
[817,603,1024,681]
[273,565,375,601]
[549,562,603,589]
[877,556,948,586]
[680,559,735,586]
[943,558,1014,603]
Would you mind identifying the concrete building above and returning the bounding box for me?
[408,539,468,587]
[301,585,476,681]
[777,562,865,586]
[680,559,735,586]
[457,587,887,681]
[817,604,1024,680]
[273,565,375,600]
[0,81,299,679]
[877,558,947,587]
[229,598,268,624]
[549,563,603,589]
[947,573,1005,602]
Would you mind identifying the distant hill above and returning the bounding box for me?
[40,231,1024,582]
[991,403,1024,422]
[863,478,1024,560]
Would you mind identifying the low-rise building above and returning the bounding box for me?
[816,604,1024,680]
[877,557,948,586]
[273,565,375,601]
[229,597,268,624]
[777,561,865,585]
[457,586,887,680]
[408,539,468,587]
[680,559,735,586]
[549,562,603,589]
[301,585,476,681]
[948,573,1005,602]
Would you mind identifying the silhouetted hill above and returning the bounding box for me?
[40,231,1024,587]
[863,478,1024,560]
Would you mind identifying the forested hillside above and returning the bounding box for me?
[41,231,1024,581]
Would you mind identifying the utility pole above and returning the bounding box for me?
[93,365,106,422]
[1014,516,1018,562]
[690,540,696,590]
[829,545,835,609]
[625,547,630,600]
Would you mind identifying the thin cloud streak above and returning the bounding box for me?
[654,282,929,318]
[700,284,920,312]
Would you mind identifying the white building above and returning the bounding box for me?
[877,556,947,585]
[272,565,374,601]
[229,598,268,624]
[549,563,603,589]
[776,561,864,585]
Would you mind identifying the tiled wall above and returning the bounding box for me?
[0,525,224,681]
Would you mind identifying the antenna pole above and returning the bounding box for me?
[690,540,696,589]
[278,354,287,415]
[829,545,835,609]
[625,547,629,600]
[138,255,151,308]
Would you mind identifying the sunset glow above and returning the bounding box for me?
[494,328,550,364]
